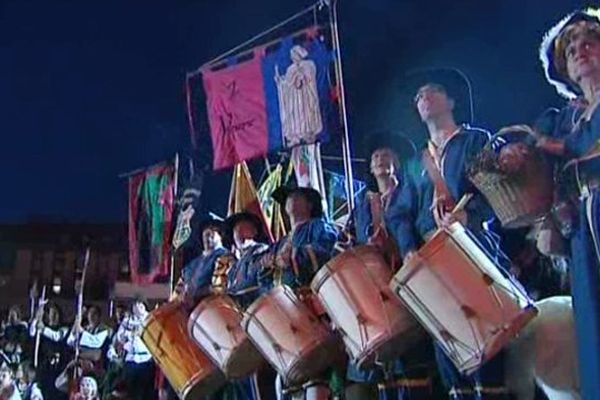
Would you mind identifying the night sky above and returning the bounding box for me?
[0,0,586,223]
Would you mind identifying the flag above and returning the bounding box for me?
[201,26,334,170]
[291,143,328,217]
[257,163,289,240]
[172,168,204,250]
[326,170,366,220]
[128,162,175,284]
[228,162,274,242]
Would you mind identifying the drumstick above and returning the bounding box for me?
[451,193,474,215]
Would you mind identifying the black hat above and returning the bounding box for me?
[272,186,324,218]
[224,212,265,239]
[197,216,225,237]
[366,131,417,163]
[401,68,474,125]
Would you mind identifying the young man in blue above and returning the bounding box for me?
[176,218,229,306]
[347,132,436,400]
[261,186,338,400]
[536,9,600,399]
[387,83,511,399]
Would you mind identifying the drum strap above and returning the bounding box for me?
[422,147,456,210]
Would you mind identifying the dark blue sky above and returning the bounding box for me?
[0,0,584,223]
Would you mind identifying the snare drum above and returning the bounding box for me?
[241,285,339,385]
[141,301,225,399]
[390,223,537,375]
[188,295,264,378]
[311,245,422,369]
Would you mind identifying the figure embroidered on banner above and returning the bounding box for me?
[275,45,323,148]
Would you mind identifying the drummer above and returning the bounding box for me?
[388,82,511,399]
[347,132,435,399]
[221,212,270,309]
[260,185,339,400]
[174,217,230,307]
[535,8,600,398]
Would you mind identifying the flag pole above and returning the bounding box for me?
[169,153,180,296]
[327,0,355,215]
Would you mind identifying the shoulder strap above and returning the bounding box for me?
[421,147,455,209]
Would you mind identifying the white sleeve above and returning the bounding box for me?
[78,329,109,349]
[42,327,66,342]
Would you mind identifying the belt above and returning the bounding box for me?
[377,377,432,390]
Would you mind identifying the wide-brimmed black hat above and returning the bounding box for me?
[197,216,225,236]
[366,131,417,163]
[224,211,265,239]
[272,186,324,218]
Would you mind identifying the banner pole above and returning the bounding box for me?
[169,153,180,296]
[328,0,355,214]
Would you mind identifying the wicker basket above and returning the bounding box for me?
[470,152,553,229]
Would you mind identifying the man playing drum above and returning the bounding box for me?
[174,217,230,307]
[388,82,512,399]
[535,8,600,398]
[346,132,435,399]
[260,186,339,400]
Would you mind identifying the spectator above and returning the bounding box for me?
[15,361,42,400]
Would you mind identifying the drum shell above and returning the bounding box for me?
[241,285,340,385]
[390,223,537,375]
[311,245,422,369]
[141,301,225,399]
[188,295,264,379]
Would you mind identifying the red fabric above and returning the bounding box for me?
[202,50,269,170]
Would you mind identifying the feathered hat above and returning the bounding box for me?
[540,7,600,99]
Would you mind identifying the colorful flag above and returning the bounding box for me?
[201,27,334,170]
[128,163,175,284]
[228,162,274,242]
[172,170,204,250]
[326,170,366,220]
[291,143,328,217]
[257,163,291,240]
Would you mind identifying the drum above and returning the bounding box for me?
[141,301,225,399]
[188,294,264,379]
[241,285,339,385]
[311,245,422,369]
[389,222,538,375]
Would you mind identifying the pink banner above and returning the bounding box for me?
[203,51,269,170]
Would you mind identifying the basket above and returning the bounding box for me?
[470,128,554,228]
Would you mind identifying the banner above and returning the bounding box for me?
[128,163,175,284]
[202,27,334,170]
[228,162,274,242]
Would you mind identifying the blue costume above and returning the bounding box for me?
[350,188,435,400]
[387,125,511,399]
[181,246,228,299]
[545,102,600,400]
[226,241,269,309]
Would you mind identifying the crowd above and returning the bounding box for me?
[0,297,157,400]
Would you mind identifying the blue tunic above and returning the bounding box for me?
[226,242,269,309]
[259,217,338,292]
[549,102,600,400]
[386,125,509,396]
[181,246,228,298]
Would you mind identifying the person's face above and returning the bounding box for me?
[370,148,398,178]
[80,378,96,397]
[87,308,100,327]
[285,193,312,221]
[132,301,146,317]
[233,220,257,248]
[0,369,13,388]
[202,227,222,251]
[7,307,19,323]
[565,32,600,84]
[115,306,125,323]
[415,85,454,122]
